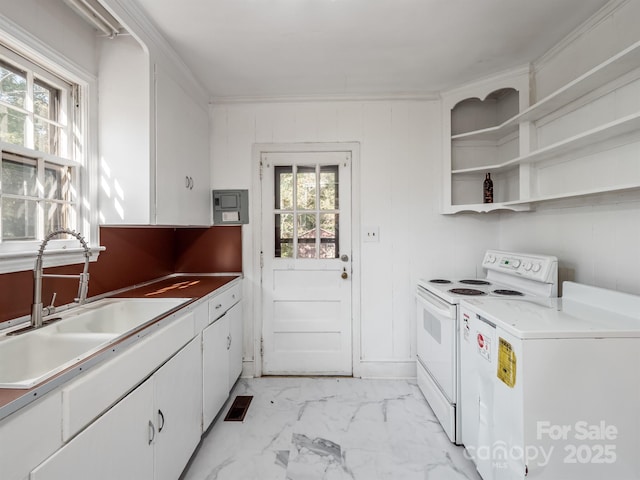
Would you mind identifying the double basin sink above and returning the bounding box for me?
[0,298,190,389]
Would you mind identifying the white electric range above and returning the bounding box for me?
[415,250,558,444]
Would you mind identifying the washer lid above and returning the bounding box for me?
[461,292,640,339]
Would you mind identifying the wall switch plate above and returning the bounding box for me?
[363,226,380,242]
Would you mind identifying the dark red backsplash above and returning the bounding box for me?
[0,226,242,324]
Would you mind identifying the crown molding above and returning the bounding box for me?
[210,91,440,105]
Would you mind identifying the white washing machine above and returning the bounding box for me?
[460,282,640,480]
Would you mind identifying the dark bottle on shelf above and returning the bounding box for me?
[483,173,493,203]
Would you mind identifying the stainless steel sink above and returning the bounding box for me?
[0,297,189,389]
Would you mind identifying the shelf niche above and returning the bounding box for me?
[450,87,522,207]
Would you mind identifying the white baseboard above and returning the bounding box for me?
[356,360,417,379]
[242,359,418,380]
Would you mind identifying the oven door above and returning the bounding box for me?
[415,286,458,403]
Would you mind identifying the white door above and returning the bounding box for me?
[261,151,352,375]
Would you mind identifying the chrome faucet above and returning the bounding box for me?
[31,229,91,329]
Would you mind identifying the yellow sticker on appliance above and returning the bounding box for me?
[497,337,516,388]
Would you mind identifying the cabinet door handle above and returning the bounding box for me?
[190,177,194,190]
[148,420,155,445]
[158,409,165,432]
[215,303,223,310]
[185,176,190,189]
[227,334,231,350]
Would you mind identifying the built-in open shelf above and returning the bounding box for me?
[443,39,640,214]
[504,183,640,206]
[452,112,640,175]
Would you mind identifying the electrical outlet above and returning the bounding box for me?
[363,226,380,242]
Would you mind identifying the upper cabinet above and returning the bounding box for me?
[97,2,211,226]
[442,40,640,214]
[155,64,210,225]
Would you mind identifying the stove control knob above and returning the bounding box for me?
[532,263,541,273]
[524,262,533,271]
[487,255,496,264]
[512,260,521,268]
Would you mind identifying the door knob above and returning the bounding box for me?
[341,268,348,279]
[341,254,349,262]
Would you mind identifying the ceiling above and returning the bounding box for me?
[132,0,610,101]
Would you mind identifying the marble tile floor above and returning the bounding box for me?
[182,377,481,480]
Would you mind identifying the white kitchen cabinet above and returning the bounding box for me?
[31,337,201,480]
[202,282,243,430]
[0,391,62,480]
[98,34,210,226]
[30,380,155,480]
[202,313,229,430]
[227,302,243,390]
[155,64,211,226]
[153,336,202,480]
[442,40,640,214]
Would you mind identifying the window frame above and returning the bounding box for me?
[0,19,101,274]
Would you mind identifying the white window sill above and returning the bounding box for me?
[0,246,105,274]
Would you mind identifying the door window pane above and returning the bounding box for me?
[275,166,293,209]
[319,213,339,259]
[1,197,37,240]
[296,166,316,210]
[275,213,293,258]
[297,213,317,258]
[320,166,338,210]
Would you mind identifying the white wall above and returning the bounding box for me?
[499,0,640,296]
[211,100,498,377]
[0,0,98,75]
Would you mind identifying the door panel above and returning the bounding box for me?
[261,151,352,375]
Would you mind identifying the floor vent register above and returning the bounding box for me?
[224,395,253,422]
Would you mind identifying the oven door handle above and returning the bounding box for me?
[416,288,454,318]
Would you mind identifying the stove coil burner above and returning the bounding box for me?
[429,279,452,284]
[449,288,486,296]
[493,289,524,296]
[459,279,491,286]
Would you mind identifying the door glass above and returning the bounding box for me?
[297,213,317,258]
[296,166,316,210]
[275,166,293,209]
[275,213,294,258]
[319,213,338,259]
[274,163,340,259]
[320,166,338,210]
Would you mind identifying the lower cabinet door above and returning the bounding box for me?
[30,380,154,480]
[227,302,243,390]
[202,315,230,430]
[153,337,203,480]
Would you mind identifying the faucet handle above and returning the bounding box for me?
[44,292,57,316]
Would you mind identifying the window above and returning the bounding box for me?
[0,35,93,271]
[0,52,70,157]
[274,164,339,259]
[1,152,75,241]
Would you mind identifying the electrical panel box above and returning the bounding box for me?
[212,189,249,225]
